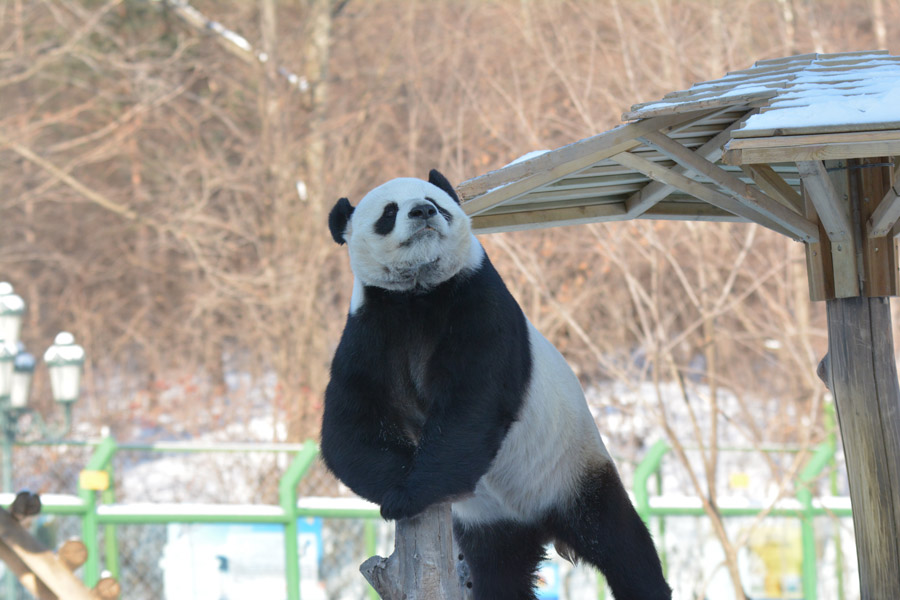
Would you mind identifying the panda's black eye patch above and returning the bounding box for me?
[374,202,399,235]
[425,197,453,223]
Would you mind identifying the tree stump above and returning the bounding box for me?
[360,503,472,599]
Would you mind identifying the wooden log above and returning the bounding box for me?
[825,297,900,599]
[92,576,121,600]
[0,508,95,600]
[58,539,88,572]
[0,538,56,600]
[360,503,470,600]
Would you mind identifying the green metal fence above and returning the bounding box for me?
[2,437,853,600]
[633,438,852,600]
[3,438,380,600]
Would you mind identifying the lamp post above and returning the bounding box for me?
[0,283,85,598]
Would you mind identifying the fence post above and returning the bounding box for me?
[633,441,670,525]
[797,440,836,600]
[78,436,117,587]
[279,441,319,600]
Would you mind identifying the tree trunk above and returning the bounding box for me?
[360,503,472,600]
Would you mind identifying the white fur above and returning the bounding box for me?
[345,178,480,296]
[452,321,611,526]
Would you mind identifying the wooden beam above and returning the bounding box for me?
[803,184,835,302]
[730,128,900,149]
[867,165,900,238]
[459,108,724,216]
[470,201,743,234]
[853,158,900,297]
[639,130,819,241]
[471,202,628,233]
[797,161,853,242]
[825,297,900,599]
[0,508,95,600]
[741,164,804,213]
[611,151,798,239]
[626,110,755,217]
[724,140,900,165]
[0,539,55,599]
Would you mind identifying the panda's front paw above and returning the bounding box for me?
[380,486,424,520]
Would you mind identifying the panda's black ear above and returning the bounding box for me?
[428,169,460,205]
[328,197,355,245]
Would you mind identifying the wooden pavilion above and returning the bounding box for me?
[458,50,900,599]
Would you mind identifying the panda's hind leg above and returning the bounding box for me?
[453,519,547,600]
[548,463,672,600]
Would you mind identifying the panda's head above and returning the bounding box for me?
[328,170,482,293]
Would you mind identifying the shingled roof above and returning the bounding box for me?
[459,50,900,238]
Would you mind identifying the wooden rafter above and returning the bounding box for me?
[611,151,798,239]
[867,166,900,238]
[459,108,724,216]
[741,164,804,214]
[639,130,819,242]
[797,161,853,242]
[626,111,755,217]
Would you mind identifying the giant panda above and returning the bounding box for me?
[322,170,671,600]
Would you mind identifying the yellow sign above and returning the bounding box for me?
[729,472,750,489]
[79,469,110,491]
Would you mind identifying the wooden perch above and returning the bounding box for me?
[361,503,472,599]
[0,503,120,599]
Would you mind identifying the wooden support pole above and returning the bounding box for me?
[360,503,471,600]
[813,157,900,599]
[825,297,900,600]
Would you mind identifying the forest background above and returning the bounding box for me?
[4,0,900,455]
[4,1,900,596]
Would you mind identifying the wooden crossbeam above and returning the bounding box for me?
[470,201,742,234]
[611,151,798,239]
[626,111,755,217]
[471,203,628,233]
[639,130,819,241]
[724,137,900,165]
[741,164,804,213]
[797,161,853,242]
[867,165,900,238]
[459,108,724,216]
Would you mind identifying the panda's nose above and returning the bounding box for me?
[408,203,437,221]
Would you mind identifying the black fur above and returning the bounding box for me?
[321,252,532,520]
[373,202,399,235]
[455,520,548,600]
[547,465,672,600]
[454,465,671,600]
[328,197,354,244]
[428,169,461,204]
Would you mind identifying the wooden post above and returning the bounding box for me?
[360,503,471,600]
[815,157,900,599]
[825,297,900,599]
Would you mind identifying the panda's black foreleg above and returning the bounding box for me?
[548,464,672,600]
[453,519,548,600]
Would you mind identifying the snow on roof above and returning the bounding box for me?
[625,51,900,137]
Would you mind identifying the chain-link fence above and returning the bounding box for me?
[0,440,860,600]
